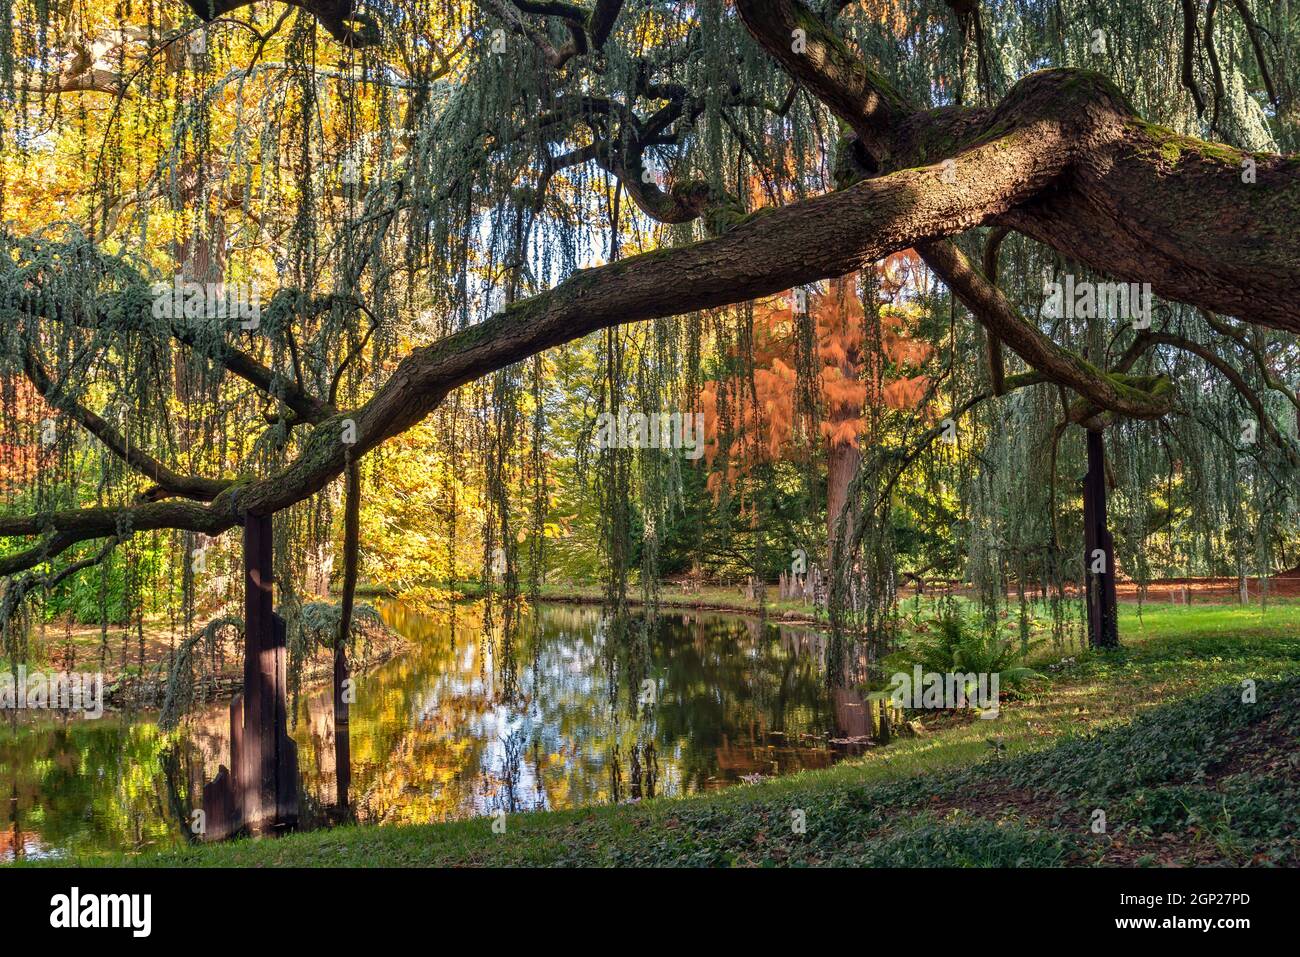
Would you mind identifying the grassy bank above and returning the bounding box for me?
[42,600,1298,867]
[371,577,1298,626]
[415,580,827,621]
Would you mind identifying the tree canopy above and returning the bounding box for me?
[1,0,1297,696]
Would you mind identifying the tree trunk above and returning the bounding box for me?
[1083,429,1119,649]
[242,511,299,832]
[333,462,360,813]
[200,512,299,840]
[826,440,861,573]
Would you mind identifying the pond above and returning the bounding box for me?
[0,602,876,861]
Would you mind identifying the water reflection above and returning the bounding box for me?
[1,602,866,860]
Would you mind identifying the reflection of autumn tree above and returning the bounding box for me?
[297,604,495,826]
[6,604,866,854]
[702,254,934,565]
[648,613,836,788]
[358,603,844,811]
[0,719,185,859]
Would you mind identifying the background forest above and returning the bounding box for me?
[0,0,1297,680]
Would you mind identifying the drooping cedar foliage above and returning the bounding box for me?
[0,0,1295,717]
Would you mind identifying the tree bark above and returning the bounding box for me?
[333,461,360,812]
[239,512,298,833]
[1083,429,1119,649]
[736,0,1300,334]
[826,440,861,571]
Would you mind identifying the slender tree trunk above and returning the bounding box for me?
[1083,429,1119,648]
[826,444,857,540]
[826,441,861,573]
[333,461,360,812]
[240,513,271,828]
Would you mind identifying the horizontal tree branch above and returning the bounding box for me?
[738,0,1300,334]
[21,348,231,502]
[1143,331,1300,468]
[180,0,381,47]
[916,240,1173,419]
[0,136,1064,572]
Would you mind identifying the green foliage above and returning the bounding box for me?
[88,673,1300,868]
[851,817,1070,867]
[295,601,385,649]
[43,540,172,625]
[883,603,1042,690]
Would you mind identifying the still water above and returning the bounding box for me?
[1,602,871,860]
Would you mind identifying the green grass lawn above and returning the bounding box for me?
[34,600,1300,867]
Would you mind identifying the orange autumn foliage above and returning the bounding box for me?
[0,377,57,490]
[701,256,933,497]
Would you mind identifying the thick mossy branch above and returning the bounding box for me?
[917,240,1173,420]
[736,0,909,157]
[739,2,1300,334]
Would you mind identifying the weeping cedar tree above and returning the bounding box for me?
[1,0,1299,806]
